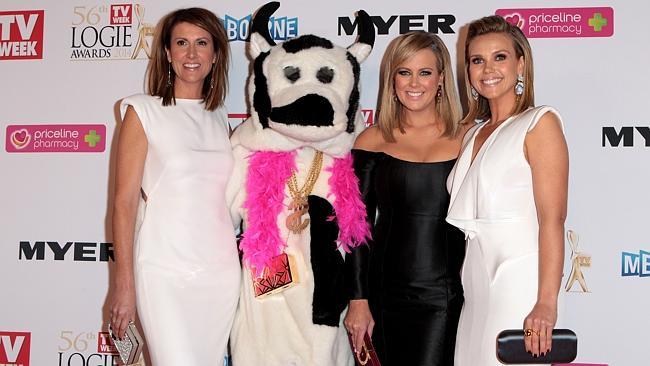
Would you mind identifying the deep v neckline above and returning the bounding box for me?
[468,115,516,167]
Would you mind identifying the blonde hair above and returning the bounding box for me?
[376,31,462,142]
[463,15,534,123]
[146,8,229,111]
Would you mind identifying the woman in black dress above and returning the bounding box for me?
[344,31,468,366]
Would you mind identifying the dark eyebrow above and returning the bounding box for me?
[172,37,210,41]
[396,67,434,71]
[469,49,511,58]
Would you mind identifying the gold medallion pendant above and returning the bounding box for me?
[285,151,323,234]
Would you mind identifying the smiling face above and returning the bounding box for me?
[467,32,524,104]
[393,48,442,116]
[166,21,216,99]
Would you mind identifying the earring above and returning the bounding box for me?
[436,85,443,103]
[209,64,215,90]
[470,87,479,101]
[515,74,524,96]
[167,62,172,87]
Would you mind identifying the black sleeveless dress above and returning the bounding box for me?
[347,149,466,366]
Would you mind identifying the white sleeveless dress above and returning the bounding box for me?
[446,106,563,366]
[120,94,241,366]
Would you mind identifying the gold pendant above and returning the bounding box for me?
[285,197,310,234]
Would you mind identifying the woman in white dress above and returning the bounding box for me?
[109,8,240,365]
[446,15,568,365]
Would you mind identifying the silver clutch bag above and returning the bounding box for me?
[108,322,144,365]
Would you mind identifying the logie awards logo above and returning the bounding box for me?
[564,230,591,292]
[69,3,153,60]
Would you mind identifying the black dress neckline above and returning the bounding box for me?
[352,149,457,165]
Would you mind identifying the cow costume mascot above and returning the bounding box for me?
[226,2,374,365]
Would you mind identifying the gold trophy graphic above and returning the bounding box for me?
[131,4,154,59]
[564,230,591,292]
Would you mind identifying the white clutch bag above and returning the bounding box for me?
[108,321,144,365]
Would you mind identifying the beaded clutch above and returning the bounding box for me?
[252,253,299,298]
[108,321,144,365]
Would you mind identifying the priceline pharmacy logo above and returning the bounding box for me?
[6,124,106,153]
[496,7,614,38]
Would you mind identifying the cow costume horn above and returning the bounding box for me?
[249,1,279,58]
[348,10,375,62]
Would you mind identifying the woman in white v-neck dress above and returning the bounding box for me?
[446,16,568,366]
[110,9,240,366]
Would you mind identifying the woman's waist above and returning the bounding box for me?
[371,280,464,308]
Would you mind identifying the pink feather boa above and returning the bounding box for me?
[326,153,372,252]
[239,150,371,272]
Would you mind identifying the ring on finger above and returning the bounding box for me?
[524,328,540,337]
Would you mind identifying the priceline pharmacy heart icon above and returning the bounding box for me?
[10,128,31,149]
[504,13,525,28]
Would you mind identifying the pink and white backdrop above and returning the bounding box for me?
[1,0,645,365]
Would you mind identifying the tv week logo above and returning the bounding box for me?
[0,332,31,366]
[0,10,44,60]
[110,4,132,25]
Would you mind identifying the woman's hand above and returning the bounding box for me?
[523,301,557,357]
[344,299,375,354]
[110,284,137,339]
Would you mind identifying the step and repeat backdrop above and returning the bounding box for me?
[1,0,646,365]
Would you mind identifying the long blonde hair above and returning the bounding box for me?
[463,15,534,123]
[376,31,462,142]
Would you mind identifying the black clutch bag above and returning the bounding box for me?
[496,329,577,364]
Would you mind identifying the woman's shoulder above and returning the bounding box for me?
[353,125,384,151]
[122,93,158,103]
[517,105,563,133]
[119,94,163,128]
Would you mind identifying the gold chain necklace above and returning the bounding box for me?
[285,150,323,234]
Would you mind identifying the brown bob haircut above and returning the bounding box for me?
[463,15,535,123]
[376,31,462,142]
[147,8,229,111]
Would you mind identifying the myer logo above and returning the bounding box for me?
[19,241,114,262]
[602,126,650,147]
[621,250,650,277]
[338,14,455,36]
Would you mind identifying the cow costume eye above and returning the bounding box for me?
[316,67,334,84]
[283,66,301,83]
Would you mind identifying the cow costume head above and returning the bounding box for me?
[237,1,375,155]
